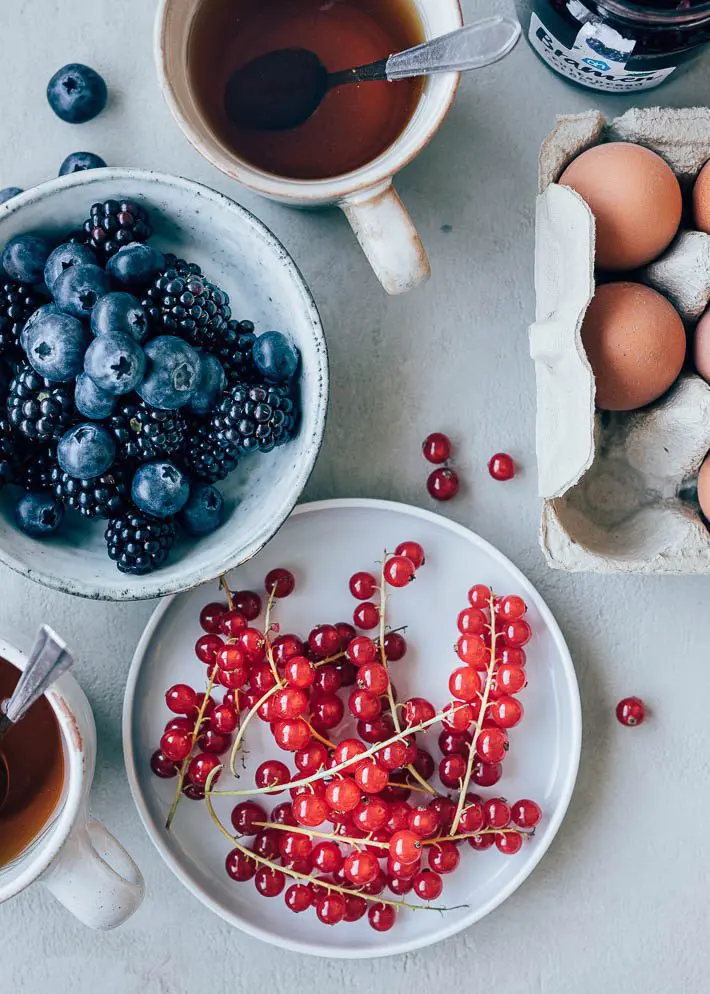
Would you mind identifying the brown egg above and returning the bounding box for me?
[693,308,710,383]
[698,455,710,521]
[581,282,686,411]
[693,159,710,233]
[560,143,682,271]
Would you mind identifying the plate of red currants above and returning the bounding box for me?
[123,498,581,957]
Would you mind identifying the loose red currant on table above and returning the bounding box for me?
[468,584,493,609]
[349,571,377,600]
[160,728,192,763]
[273,717,312,752]
[616,696,646,726]
[427,467,459,501]
[200,602,227,633]
[491,696,524,728]
[195,634,223,664]
[310,693,345,731]
[308,624,342,659]
[488,452,516,481]
[511,798,542,829]
[353,602,380,630]
[226,849,257,881]
[264,567,295,598]
[422,432,451,465]
[187,752,221,786]
[439,754,467,789]
[395,541,425,569]
[472,759,502,787]
[218,609,248,638]
[285,883,313,913]
[284,655,316,689]
[383,631,407,661]
[384,555,416,588]
[368,903,397,932]
[150,750,177,778]
[295,740,328,774]
[254,866,286,897]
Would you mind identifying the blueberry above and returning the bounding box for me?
[0,187,23,205]
[179,482,224,536]
[20,303,61,353]
[84,332,145,395]
[52,263,110,319]
[2,234,53,284]
[252,331,300,382]
[188,353,226,415]
[132,460,190,518]
[25,308,89,382]
[47,64,107,124]
[58,152,107,176]
[44,242,96,292]
[15,492,64,538]
[137,336,200,410]
[58,423,116,479]
[91,292,148,341]
[74,372,115,420]
[106,242,165,289]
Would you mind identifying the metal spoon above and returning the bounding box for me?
[0,626,74,809]
[225,15,521,131]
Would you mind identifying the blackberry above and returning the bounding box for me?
[0,418,20,489]
[109,399,187,463]
[7,363,75,444]
[0,281,43,359]
[105,511,176,575]
[213,320,258,386]
[50,464,129,518]
[18,447,56,493]
[211,381,299,455]
[79,199,152,259]
[141,263,231,345]
[181,422,239,483]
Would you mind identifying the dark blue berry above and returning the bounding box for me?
[91,292,149,341]
[106,242,164,289]
[25,309,89,382]
[58,423,116,479]
[44,242,96,292]
[2,234,53,284]
[137,336,200,410]
[15,492,64,537]
[252,331,300,382]
[188,353,226,415]
[52,263,111,319]
[0,188,23,205]
[132,460,190,518]
[84,332,146,396]
[75,372,115,420]
[20,303,61,353]
[58,152,107,176]
[179,482,224,536]
[47,64,107,124]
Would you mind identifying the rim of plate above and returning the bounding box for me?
[0,167,328,601]
[123,498,582,958]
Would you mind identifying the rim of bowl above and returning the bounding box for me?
[122,497,582,959]
[0,167,329,602]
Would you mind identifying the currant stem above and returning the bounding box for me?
[425,827,532,845]
[219,573,235,612]
[263,588,283,689]
[254,820,389,850]
[306,723,336,750]
[166,667,218,831]
[450,592,499,834]
[229,683,280,776]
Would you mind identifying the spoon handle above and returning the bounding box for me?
[385,16,521,81]
[2,625,74,726]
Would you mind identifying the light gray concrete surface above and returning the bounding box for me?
[1,2,709,991]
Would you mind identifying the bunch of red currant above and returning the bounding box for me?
[150,544,541,933]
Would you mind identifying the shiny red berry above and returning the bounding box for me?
[353,602,380,630]
[254,866,285,897]
[616,696,646,726]
[349,571,377,600]
[488,452,515,481]
[165,683,198,715]
[273,717,312,752]
[225,849,256,881]
[384,555,416,588]
[150,750,177,778]
[264,567,295,598]
[232,590,262,620]
[284,883,312,913]
[199,602,227,633]
[511,798,542,829]
[422,432,451,464]
[383,631,407,661]
[394,541,425,569]
[427,467,459,501]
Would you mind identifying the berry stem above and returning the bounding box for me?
[425,828,532,845]
[306,723,336,750]
[450,592,499,834]
[166,668,218,830]
[377,553,435,797]
[229,684,280,776]
[254,820,389,850]
[219,574,235,612]
[263,588,283,689]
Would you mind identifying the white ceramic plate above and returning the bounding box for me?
[123,499,581,958]
[0,168,327,600]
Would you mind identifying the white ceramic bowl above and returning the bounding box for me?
[123,499,581,959]
[0,168,328,600]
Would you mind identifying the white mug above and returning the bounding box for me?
[155,0,463,295]
[0,638,144,929]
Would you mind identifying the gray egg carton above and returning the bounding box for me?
[532,107,710,574]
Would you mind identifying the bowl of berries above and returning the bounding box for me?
[0,168,327,599]
[123,499,581,957]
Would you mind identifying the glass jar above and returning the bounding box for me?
[516,0,710,92]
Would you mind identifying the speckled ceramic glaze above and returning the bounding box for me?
[0,168,328,601]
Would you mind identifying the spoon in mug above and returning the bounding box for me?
[225,14,522,131]
[0,626,74,810]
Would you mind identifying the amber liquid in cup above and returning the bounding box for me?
[0,658,64,867]
[188,0,425,180]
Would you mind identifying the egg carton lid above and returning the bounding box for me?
[532,106,710,573]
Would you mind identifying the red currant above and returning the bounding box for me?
[193,692,216,717]
[254,866,285,897]
[197,728,231,754]
[311,841,344,874]
[150,750,177,778]
[357,662,389,696]
[255,759,290,793]
[407,807,439,838]
[357,712,395,744]
[504,620,532,647]
[325,777,361,813]
[273,687,308,720]
[313,663,342,695]
[468,584,492,609]
[294,740,328,774]
[284,656,315,690]
[273,718,312,752]
[389,829,422,864]
[160,729,192,763]
[239,627,266,662]
[491,696,524,728]
[388,855,421,880]
[215,668,245,690]
[225,848,257,881]
[315,892,346,926]
[165,683,198,715]
[468,832,495,851]
[427,467,459,501]
[384,555,416,588]
[232,590,262,621]
[354,760,389,794]
[422,432,451,464]
[438,729,471,756]
[346,636,377,666]
[448,666,481,703]
[187,753,220,786]
[344,895,368,922]
[496,664,526,695]
[285,883,312,913]
[271,801,297,826]
[498,645,526,668]
[499,595,527,621]
[439,754,467,789]
[442,701,474,733]
[458,608,488,636]
[383,631,407,661]
[348,689,382,722]
[387,875,413,895]
[428,797,456,832]
[403,697,436,726]
[413,869,443,900]
[511,798,542,829]
[395,541,425,569]
[264,567,295,598]
[385,800,412,834]
[489,452,515,481]
[496,831,523,854]
[231,801,267,835]
[483,798,511,829]
[252,829,281,859]
[353,602,380,630]
[459,800,485,833]
[335,621,356,646]
[293,792,329,827]
[616,696,646,727]
[376,740,408,771]
[412,748,435,780]
[308,624,341,659]
[195,634,223,664]
[472,759,502,787]
[271,634,304,666]
[218,609,248,638]
[343,850,379,886]
[352,796,390,833]
[456,635,488,668]
[349,571,377,600]
[200,602,227,633]
[476,727,509,763]
[310,693,344,732]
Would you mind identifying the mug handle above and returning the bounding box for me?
[340,181,431,295]
[42,816,145,929]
